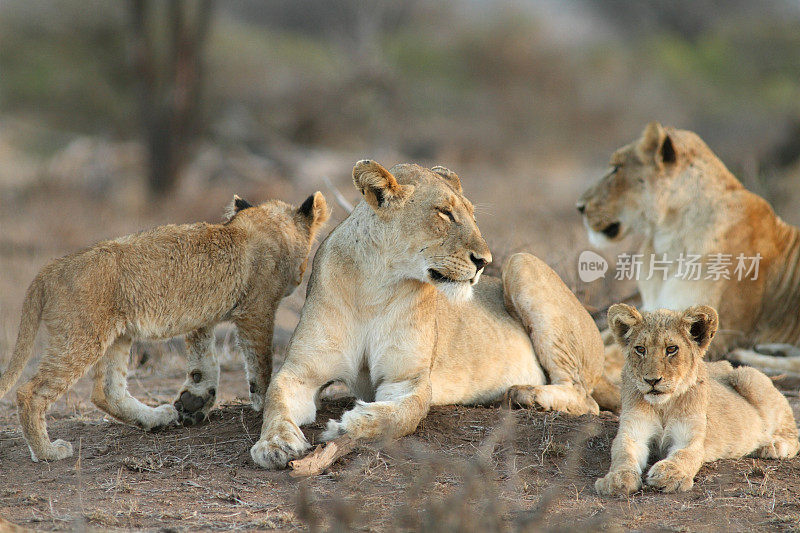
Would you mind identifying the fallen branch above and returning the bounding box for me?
[288,435,356,477]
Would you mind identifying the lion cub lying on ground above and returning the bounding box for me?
[596,304,799,496]
[0,192,328,462]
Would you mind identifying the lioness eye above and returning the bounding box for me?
[438,208,455,223]
[634,346,646,355]
[666,345,678,355]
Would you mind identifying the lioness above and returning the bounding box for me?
[250,160,604,469]
[596,304,799,496]
[578,122,800,409]
[0,193,329,462]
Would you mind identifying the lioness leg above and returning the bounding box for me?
[173,327,219,425]
[92,335,178,430]
[250,368,324,469]
[729,348,800,375]
[17,332,109,461]
[322,377,432,441]
[502,253,603,415]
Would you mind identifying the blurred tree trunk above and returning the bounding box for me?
[128,0,213,197]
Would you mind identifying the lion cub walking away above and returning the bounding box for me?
[596,304,799,496]
[1,193,329,462]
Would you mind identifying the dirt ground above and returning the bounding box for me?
[2,364,800,532]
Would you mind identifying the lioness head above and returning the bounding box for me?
[577,121,680,248]
[608,303,718,405]
[352,160,491,303]
[226,192,330,297]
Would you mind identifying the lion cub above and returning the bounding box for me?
[1,192,329,462]
[596,304,799,496]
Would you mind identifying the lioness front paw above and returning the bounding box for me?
[147,404,180,430]
[250,423,311,469]
[646,460,694,492]
[595,469,641,497]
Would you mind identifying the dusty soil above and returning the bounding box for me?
[2,366,800,532]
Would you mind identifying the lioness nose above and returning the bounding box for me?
[644,377,662,387]
[470,253,488,271]
[576,202,586,214]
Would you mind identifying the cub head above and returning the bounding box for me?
[577,121,679,248]
[607,303,718,405]
[225,191,330,297]
[352,160,491,303]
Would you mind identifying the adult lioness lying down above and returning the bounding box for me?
[250,161,604,469]
[578,122,800,407]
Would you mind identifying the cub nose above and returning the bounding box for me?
[576,202,586,214]
[470,253,488,272]
[644,377,662,387]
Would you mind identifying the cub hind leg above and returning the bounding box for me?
[17,330,112,461]
[91,335,178,430]
[173,327,219,425]
[501,253,603,415]
[724,364,800,459]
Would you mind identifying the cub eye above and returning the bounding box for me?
[438,208,455,223]
[634,346,646,356]
[666,345,678,355]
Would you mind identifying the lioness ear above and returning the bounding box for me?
[431,166,462,193]
[224,194,253,222]
[352,160,413,213]
[607,303,643,347]
[296,191,330,235]
[638,121,676,166]
[682,305,718,351]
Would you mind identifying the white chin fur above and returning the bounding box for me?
[643,392,671,405]
[437,281,474,303]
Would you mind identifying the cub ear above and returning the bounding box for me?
[682,305,718,351]
[352,160,413,213]
[638,121,676,166]
[431,166,462,193]
[224,194,253,222]
[296,191,330,235]
[607,303,643,347]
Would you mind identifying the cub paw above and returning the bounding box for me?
[31,439,74,462]
[250,423,310,470]
[174,389,215,426]
[250,392,265,412]
[595,469,641,497]
[146,404,180,430]
[757,438,800,459]
[646,460,694,492]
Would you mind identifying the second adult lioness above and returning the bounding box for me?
[250,161,604,469]
[578,122,800,409]
[596,304,798,496]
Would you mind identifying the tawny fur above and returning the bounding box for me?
[250,160,604,470]
[1,193,329,462]
[578,122,800,410]
[595,304,799,496]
